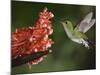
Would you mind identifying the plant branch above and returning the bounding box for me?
[12,50,52,68]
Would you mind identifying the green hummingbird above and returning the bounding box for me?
[61,12,95,48]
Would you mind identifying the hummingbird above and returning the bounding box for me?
[61,12,95,48]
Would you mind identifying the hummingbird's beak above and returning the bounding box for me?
[59,21,64,24]
[60,21,66,26]
[59,21,63,24]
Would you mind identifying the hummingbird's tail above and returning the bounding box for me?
[86,39,95,49]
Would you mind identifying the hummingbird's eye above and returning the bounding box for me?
[65,21,68,24]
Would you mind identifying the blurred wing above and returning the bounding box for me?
[83,19,95,33]
[76,12,95,33]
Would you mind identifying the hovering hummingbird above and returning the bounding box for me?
[61,12,95,48]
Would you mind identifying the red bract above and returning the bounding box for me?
[11,8,54,68]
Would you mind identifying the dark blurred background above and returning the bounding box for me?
[11,1,96,74]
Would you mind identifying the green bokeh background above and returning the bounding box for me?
[11,1,96,75]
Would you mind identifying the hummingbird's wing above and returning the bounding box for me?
[75,12,95,33]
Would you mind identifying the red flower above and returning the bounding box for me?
[12,7,54,68]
